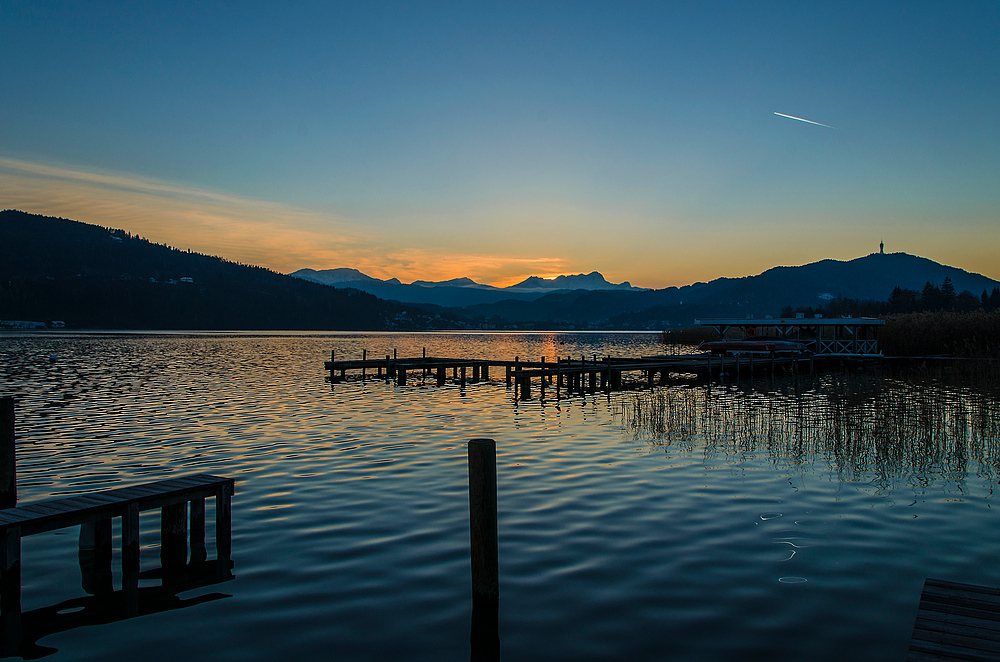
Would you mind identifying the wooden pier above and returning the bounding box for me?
[326,350,822,399]
[1,394,236,656]
[908,578,1000,661]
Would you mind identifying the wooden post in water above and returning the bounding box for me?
[122,502,140,617]
[190,497,207,563]
[469,437,501,660]
[161,502,188,576]
[468,439,498,603]
[461,366,467,387]
[362,349,367,380]
[437,366,446,386]
[0,398,15,509]
[216,483,233,581]
[79,519,113,596]
[0,523,21,655]
[385,355,392,380]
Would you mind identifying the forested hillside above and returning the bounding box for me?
[0,210,456,330]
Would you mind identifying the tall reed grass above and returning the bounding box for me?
[620,376,1000,490]
[881,310,1000,358]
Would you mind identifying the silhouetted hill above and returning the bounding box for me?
[0,210,460,330]
[463,252,1000,328]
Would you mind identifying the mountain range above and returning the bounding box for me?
[293,254,1000,328]
[2,210,998,330]
[290,268,644,307]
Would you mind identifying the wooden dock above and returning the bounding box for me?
[908,578,1000,661]
[325,351,819,398]
[1,473,235,655]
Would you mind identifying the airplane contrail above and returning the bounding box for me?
[774,112,835,129]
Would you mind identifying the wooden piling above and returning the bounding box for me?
[122,502,140,616]
[437,366,446,386]
[190,497,207,563]
[161,502,188,571]
[468,439,498,604]
[362,349,367,380]
[0,398,14,509]
[78,519,112,596]
[216,482,233,575]
[461,366,467,387]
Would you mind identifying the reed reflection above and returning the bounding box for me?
[622,375,1000,490]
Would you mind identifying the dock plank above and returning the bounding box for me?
[0,474,234,537]
[909,579,1000,661]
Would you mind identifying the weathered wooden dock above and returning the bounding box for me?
[0,396,236,656]
[325,350,818,398]
[908,578,1000,661]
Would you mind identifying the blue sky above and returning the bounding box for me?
[2,1,997,287]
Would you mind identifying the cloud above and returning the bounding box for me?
[0,157,571,285]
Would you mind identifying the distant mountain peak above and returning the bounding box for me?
[508,271,640,291]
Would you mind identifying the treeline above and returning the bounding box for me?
[781,277,1000,319]
[0,210,466,330]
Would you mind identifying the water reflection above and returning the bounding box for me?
[622,374,1000,491]
[3,557,232,659]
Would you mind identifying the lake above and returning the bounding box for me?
[1,331,999,661]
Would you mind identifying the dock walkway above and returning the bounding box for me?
[325,351,827,398]
[1,472,235,649]
[908,578,1000,661]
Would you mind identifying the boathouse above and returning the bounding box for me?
[695,317,885,357]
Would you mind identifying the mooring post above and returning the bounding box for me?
[362,349,367,380]
[394,348,397,360]
[1,398,15,509]
[468,439,498,603]
[468,445,500,662]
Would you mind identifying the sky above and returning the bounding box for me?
[1,1,998,288]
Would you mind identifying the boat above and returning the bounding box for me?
[697,336,808,356]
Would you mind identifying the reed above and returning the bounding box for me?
[620,376,1000,490]
[881,310,1000,358]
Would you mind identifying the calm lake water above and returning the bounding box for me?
[1,331,999,661]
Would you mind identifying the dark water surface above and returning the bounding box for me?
[2,331,999,661]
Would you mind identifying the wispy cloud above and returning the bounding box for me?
[0,157,569,285]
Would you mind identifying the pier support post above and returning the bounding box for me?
[79,519,113,596]
[216,483,233,578]
[1,398,14,509]
[461,366,467,387]
[437,367,446,386]
[1,525,21,656]
[122,503,140,617]
[483,363,489,381]
[468,439,498,603]
[190,497,207,563]
[397,368,407,386]
[161,502,188,575]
